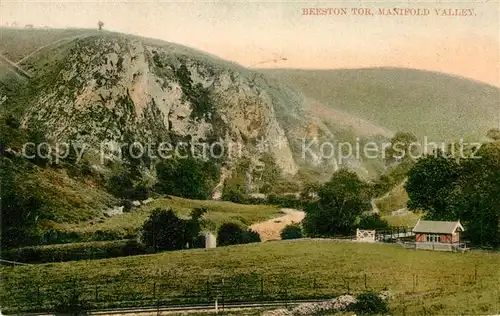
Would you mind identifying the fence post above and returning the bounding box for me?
[284,288,288,308]
[73,278,77,301]
[206,279,210,300]
[364,273,367,290]
[260,276,264,298]
[153,281,156,300]
[343,277,350,295]
[37,285,40,306]
[313,278,317,298]
[221,279,225,312]
[474,264,477,283]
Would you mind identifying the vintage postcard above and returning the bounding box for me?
[0,0,499,315]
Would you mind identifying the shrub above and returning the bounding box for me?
[217,223,245,246]
[280,224,303,240]
[350,291,389,315]
[155,157,219,200]
[222,187,246,204]
[2,239,147,263]
[243,229,261,243]
[267,194,302,208]
[216,223,261,246]
[53,287,89,315]
[141,208,205,252]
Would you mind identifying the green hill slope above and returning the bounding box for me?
[260,68,500,142]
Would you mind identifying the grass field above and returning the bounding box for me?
[52,196,283,242]
[1,240,499,314]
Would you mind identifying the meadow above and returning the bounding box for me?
[52,196,283,242]
[1,240,499,315]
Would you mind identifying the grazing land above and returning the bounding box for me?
[1,240,499,315]
[53,196,283,242]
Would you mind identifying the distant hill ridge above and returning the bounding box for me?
[259,67,500,142]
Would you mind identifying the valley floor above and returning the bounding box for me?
[1,240,499,315]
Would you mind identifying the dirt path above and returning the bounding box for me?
[250,208,305,242]
[370,178,408,214]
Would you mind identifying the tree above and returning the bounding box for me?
[216,223,261,246]
[217,223,245,246]
[106,164,150,200]
[280,224,303,240]
[141,208,204,252]
[0,162,44,248]
[155,156,219,200]
[243,229,261,243]
[299,181,320,203]
[405,143,500,247]
[303,169,370,237]
[222,157,251,200]
[184,208,207,248]
[350,292,388,315]
[447,143,500,246]
[405,155,461,220]
[221,184,246,203]
[257,153,282,193]
[98,21,104,30]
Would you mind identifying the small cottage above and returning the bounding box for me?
[412,219,464,251]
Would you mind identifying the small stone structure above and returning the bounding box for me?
[356,229,376,243]
[203,232,217,249]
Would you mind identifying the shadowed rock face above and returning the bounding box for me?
[11,33,386,185]
[18,35,302,174]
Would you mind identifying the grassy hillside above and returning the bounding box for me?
[53,196,283,242]
[382,213,421,228]
[0,28,96,62]
[375,181,409,215]
[260,68,500,142]
[2,240,499,314]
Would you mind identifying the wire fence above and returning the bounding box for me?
[1,272,398,314]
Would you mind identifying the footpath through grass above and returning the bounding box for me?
[1,240,499,315]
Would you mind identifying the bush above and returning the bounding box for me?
[267,194,302,208]
[350,292,389,315]
[53,290,89,315]
[217,223,261,246]
[280,224,303,240]
[2,239,147,263]
[217,223,245,246]
[244,229,261,243]
[141,208,205,252]
[222,187,246,204]
[155,157,219,200]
